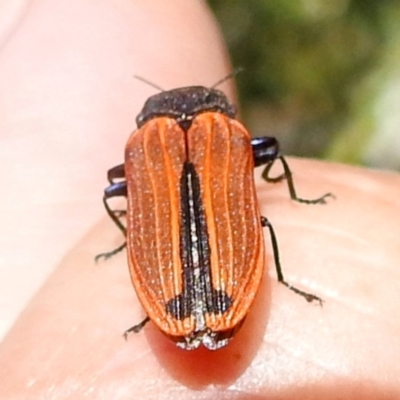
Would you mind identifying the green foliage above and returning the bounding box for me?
[209,0,400,166]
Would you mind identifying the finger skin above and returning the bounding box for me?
[2,1,400,399]
[0,0,233,339]
[1,159,400,400]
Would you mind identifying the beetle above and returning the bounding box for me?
[97,85,332,350]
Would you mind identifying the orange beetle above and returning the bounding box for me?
[97,86,332,350]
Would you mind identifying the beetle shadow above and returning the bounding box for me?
[145,274,272,389]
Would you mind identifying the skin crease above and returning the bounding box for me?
[0,1,400,399]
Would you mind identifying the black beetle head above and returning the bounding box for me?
[136,86,236,128]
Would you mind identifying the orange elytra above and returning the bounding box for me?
[97,84,332,350]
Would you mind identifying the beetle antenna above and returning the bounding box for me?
[133,75,165,92]
[211,67,244,89]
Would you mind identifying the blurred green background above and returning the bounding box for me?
[208,0,400,170]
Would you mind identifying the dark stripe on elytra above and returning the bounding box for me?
[165,159,232,320]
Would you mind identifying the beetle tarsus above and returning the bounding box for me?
[280,281,324,306]
[123,316,151,340]
[293,192,335,205]
[95,242,127,263]
[261,155,334,205]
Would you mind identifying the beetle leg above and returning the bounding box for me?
[251,136,279,165]
[95,180,128,262]
[103,181,127,235]
[123,316,151,339]
[263,155,334,204]
[103,164,128,219]
[261,216,323,305]
[251,137,334,204]
[95,241,126,262]
[107,163,125,184]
